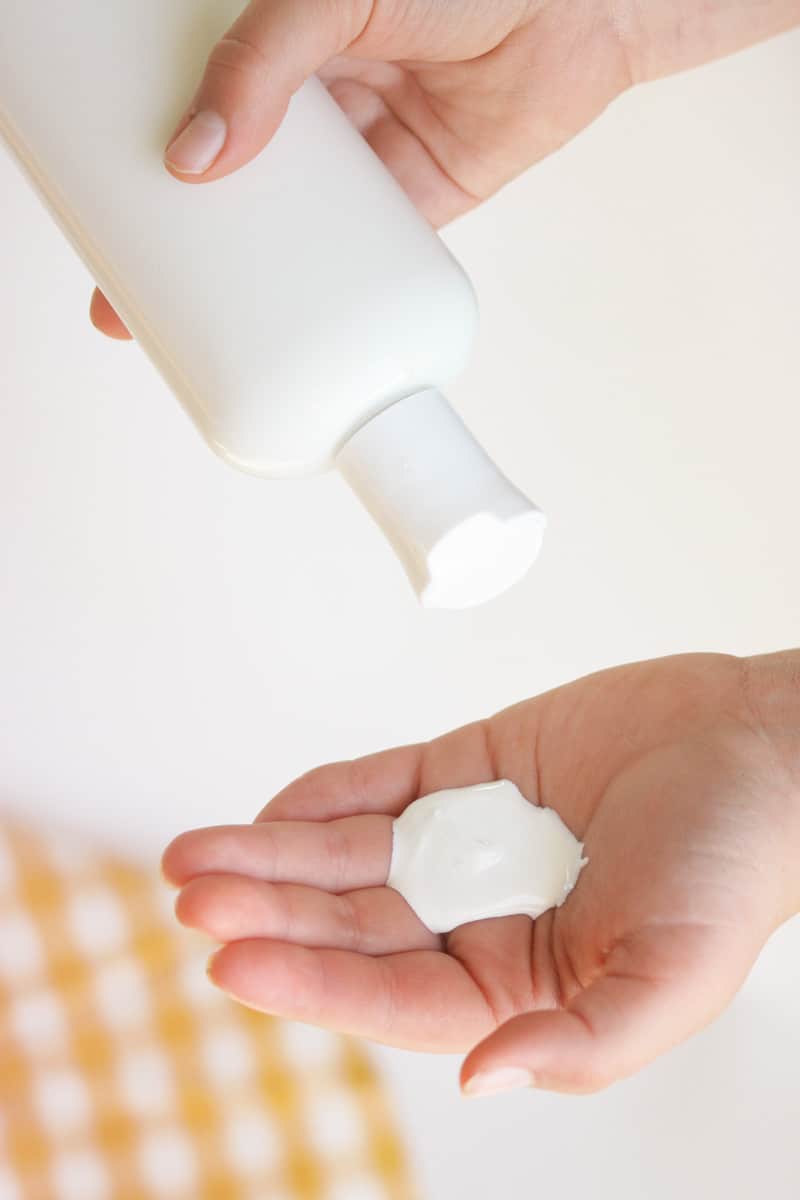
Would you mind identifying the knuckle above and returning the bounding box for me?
[279,885,299,941]
[337,893,366,952]
[206,34,269,81]
[324,821,353,892]
[378,958,400,1036]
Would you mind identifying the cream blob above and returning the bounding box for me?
[387,780,587,934]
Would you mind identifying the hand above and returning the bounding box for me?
[162,650,800,1095]
[90,0,799,338]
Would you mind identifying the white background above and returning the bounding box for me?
[2,28,799,1200]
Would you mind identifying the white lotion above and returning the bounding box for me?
[0,0,546,609]
[388,780,587,934]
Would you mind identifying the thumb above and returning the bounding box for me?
[460,975,688,1097]
[460,930,754,1096]
[164,0,375,182]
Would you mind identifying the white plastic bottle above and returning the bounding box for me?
[0,0,546,608]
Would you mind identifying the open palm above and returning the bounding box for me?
[163,653,799,1094]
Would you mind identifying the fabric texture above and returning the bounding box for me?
[0,821,414,1200]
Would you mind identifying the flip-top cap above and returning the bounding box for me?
[337,389,546,609]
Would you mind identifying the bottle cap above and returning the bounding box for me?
[336,390,546,609]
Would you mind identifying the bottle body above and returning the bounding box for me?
[0,0,477,476]
[1,0,547,607]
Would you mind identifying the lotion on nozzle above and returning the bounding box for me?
[0,0,546,608]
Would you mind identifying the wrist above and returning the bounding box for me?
[741,650,800,919]
[613,0,800,85]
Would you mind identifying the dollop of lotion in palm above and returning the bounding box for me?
[387,780,587,934]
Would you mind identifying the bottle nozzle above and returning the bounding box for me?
[336,390,546,609]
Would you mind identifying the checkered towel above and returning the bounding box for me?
[0,820,414,1200]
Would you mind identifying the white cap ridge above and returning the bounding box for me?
[336,389,546,609]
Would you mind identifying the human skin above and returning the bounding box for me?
[88,0,800,337]
[162,651,800,1096]
[87,0,800,1097]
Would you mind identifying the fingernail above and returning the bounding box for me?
[462,1067,535,1097]
[165,110,227,175]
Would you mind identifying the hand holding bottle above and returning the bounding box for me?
[91,0,799,338]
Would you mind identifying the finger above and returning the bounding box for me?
[89,289,132,340]
[321,71,477,227]
[164,0,374,183]
[257,744,424,823]
[175,874,440,954]
[260,717,496,825]
[462,975,673,1096]
[460,926,749,1095]
[208,938,494,1051]
[162,814,392,892]
[446,912,558,1026]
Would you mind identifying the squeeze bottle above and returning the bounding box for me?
[0,0,546,608]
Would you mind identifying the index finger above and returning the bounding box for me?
[257,743,424,823]
[162,813,392,892]
[89,288,132,340]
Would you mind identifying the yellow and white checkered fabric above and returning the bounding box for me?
[0,821,415,1200]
